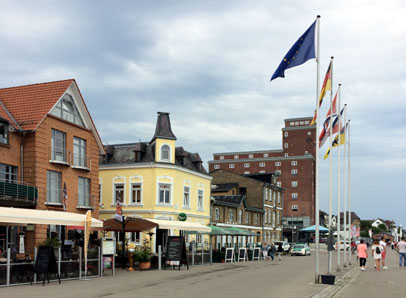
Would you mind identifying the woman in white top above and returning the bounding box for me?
[371,239,384,271]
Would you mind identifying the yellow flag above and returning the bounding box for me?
[323,147,330,160]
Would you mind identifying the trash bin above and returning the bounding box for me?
[320,274,335,285]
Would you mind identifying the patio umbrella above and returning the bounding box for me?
[300,225,329,233]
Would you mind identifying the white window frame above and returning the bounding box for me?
[284,153,289,157]
[264,188,268,201]
[275,170,281,175]
[291,160,298,166]
[78,176,91,207]
[269,189,272,201]
[234,155,239,159]
[248,154,253,159]
[268,209,271,223]
[197,189,204,210]
[229,164,235,169]
[114,183,125,205]
[254,214,258,225]
[259,162,265,167]
[128,175,143,205]
[292,193,298,199]
[245,212,249,224]
[292,205,298,211]
[130,183,142,205]
[277,182,281,187]
[284,143,288,149]
[229,210,234,222]
[284,131,288,137]
[275,162,281,166]
[292,181,298,188]
[244,171,250,174]
[73,137,87,168]
[183,186,190,208]
[158,183,172,205]
[263,153,269,157]
[219,156,224,160]
[238,209,242,224]
[264,209,268,223]
[214,165,220,169]
[47,170,62,203]
[244,163,250,168]
[160,144,171,162]
[277,192,281,204]
[290,121,294,126]
[291,169,298,175]
[259,170,265,173]
[307,131,312,135]
[215,208,220,220]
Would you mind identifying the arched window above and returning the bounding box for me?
[161,145,170,161]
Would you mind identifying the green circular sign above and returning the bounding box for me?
[178,213,187,221]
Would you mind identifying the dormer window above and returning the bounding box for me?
[160,144,170,162]
[0,121,8,145]
[50,94,85,127]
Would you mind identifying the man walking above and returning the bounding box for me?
[278,242,283,261]
[397,237,406,268]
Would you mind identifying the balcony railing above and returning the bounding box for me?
[49,146,71,165]
[71,153,91,171]
[0,179,38,207]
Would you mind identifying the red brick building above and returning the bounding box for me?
[208,117,315,230]
[0,79,104,255]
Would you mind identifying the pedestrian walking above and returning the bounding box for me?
[357,239,368,271]
[269,242,275,261]
[278,242,283,261]
[262,242,269,260]
[379,238,388,269]
[371,239,384,271]
[397,237,406,268]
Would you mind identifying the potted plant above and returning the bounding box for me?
[135,246,151,270]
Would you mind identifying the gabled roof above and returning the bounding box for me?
[0,79,73,131]
[211,183,238,193]
[0,79,105,154]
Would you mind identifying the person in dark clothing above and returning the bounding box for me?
[268,242,275,261]
[278,243,283,261]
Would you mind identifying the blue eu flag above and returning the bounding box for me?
[270,21,316,81]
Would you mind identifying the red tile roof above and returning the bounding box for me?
[0,79,74,130]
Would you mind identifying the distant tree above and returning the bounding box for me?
[378,223,387,232]
[360,220,372,231]
[372,227,381,235]
[360,230,370,238]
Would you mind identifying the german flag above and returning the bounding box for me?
[310,61,332,125]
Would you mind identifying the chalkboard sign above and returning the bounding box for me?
[238,248,247,262]
[33,246,60,286]
[165,236,188,270]
[225,248,234,263]
[252,247,261,261]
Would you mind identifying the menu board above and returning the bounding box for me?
[166,236,185,262]
[34,246,60,285]
[252,247,261,261]
[238,248,247,261]
[102,238,116,255]
[225,248,234,263]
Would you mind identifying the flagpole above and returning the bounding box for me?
[315,15,321,283]
[327,57,334,275]
[343,103,348,268]
[336,85,341,271]
[347,119,352,265]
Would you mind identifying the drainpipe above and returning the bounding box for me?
[20,132,26,182]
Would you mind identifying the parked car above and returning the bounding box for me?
[274,241,291,253]
[291,243,311,256]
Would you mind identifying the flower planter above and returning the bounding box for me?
[139,261,151,270]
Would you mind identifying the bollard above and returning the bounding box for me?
[158,245,162,271]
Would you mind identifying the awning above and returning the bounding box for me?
[0,207,103,228]
[148,219,211,233]
[300,225,329,233]
[225,227,257,236]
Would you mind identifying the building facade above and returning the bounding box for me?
[0,79,104,254]
[208,117,315,229]
[210,169,283,244]
[99,112,212,253]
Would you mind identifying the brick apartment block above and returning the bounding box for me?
[208,117,316,230]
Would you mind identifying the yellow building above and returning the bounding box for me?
[99,112,212,252]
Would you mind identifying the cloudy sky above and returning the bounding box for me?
[1,0,405,227]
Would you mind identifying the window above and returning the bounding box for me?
[0,163,17,182]
[234,155,239,159]
[238,210,242,224]
[284,153,289,157]
[215,208,220,220]
[277,212,280,225]
[268,209,271,223]
[254,214,258,225]
[277,182,281,187]
[229,164,235,168]
[264,210,268,223]
[183,186,190,207]
[73,137,87,167]
[245,212,249,224]
[275,162,281,166]
[131,183,142,204]
[51,129,67,162]
[291,161,297,166]
[291,169,298,175]
[197,190,204,210]
[78,177,90,206]
[259,162,265,167]
[292,193,298,199]
[50,94,84,126]
[244,163,250,168]
[229,210,234,222]
[275,170,281,175]
[219,156,224,160]
[269,189,272,201]
[244,171,250,174]
[277,192,281,204]
[47,170,61,203]
[264,188,268,201]
[131,232,142,244]
[263,153,268,157]
[214,165,220,169]
[160,145,170,162]
[159,183,171,204]
[292,181,298,187]
[248,154,253,158]
[114,184,124,204]
[307,131,311,135]
[0,121,8,144]
[273,212,276,227]
[295,121,299,125]
[284,132,288,137]
[292,205,298,211]
[284,143,288,148]
[259,170,265,173]
[300,121,304,125]
[305,121,309,125]
[290,122,294,126]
